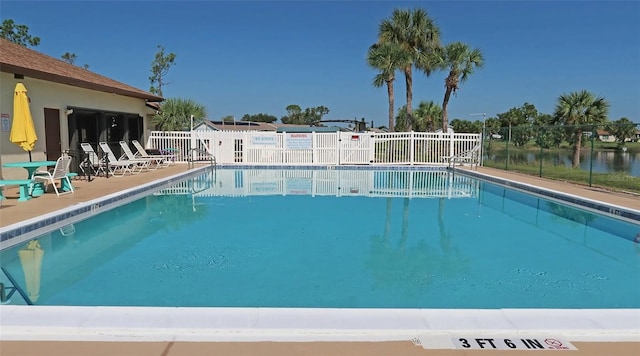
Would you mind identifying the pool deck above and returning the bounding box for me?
[0,164,639,355]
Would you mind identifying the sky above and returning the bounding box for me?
[2,0,639,128]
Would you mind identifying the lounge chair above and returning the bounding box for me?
[131,140,174,167]
[119,141,163,169]
[31,155,74,196]
[98,142,147,176]
[80,143,106,177]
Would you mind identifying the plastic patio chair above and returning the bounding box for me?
[31,155,74,196]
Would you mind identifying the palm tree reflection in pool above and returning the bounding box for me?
[150,194,209,230]
[365,193,470,302]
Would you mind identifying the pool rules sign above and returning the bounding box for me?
[452,336,575,350]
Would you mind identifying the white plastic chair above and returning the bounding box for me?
[31,155,74,196]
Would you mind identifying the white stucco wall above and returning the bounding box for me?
[0,73,156,179]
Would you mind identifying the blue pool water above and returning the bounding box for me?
[1,169,639,308]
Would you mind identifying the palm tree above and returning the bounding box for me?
[414,100,442,132]
[152,98,207,131]
[378,8,440,132]
[395,105,409,132]
[367,42,409,132]
[430,42,484,132]
[553,90,609,168]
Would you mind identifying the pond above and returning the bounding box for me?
[486,149,640,176]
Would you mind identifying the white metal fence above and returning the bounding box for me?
[147,130,480,166]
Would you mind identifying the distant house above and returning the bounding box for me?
[595,129,616,143]
[0,38,162,178]
[595,128,640,143]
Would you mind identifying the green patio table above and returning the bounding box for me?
[3,161,56,197]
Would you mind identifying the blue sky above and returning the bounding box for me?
[2,1,639,127]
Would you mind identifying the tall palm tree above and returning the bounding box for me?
[553,90,609,168]
[430,42,484,132]
[414,100,442,132]
[367,42,409,132]
[152,98,207,131]
[378,8,440,132]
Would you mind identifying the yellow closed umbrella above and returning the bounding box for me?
[18,240,45,303]
[10,82,38,161]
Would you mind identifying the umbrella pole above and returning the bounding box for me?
[28,151,32,162]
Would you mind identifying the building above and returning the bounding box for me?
[193,120,330,133]
[595,128,640,143]
[0,38,162,178]
[193,120,279,132]
[595,129,616,143]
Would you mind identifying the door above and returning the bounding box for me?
[339,132,372,165]
[44,108,62,160]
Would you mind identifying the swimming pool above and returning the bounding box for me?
[1,168,638,309]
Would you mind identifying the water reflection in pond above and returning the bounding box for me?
[486,149,639,176]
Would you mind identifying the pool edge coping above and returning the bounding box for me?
[0,306,638,343]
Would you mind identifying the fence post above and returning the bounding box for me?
[190,130,197,162]
[480,127,485,166]
[538,129,543,177]
[449,132,454,160]
[282,132,287,164]
[589,125,595,187]
[369,132,375,165]
[505,136,509,171]
[335,132,340,165]
[410,131,415,165]
[312,132,316,164]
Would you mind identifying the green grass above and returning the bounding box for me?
[483,160,640,194]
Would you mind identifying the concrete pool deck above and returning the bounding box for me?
[0,164,639,355]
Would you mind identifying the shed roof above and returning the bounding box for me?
[276,126,343,133]
[202,120,279,131]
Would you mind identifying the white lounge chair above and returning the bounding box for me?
[80,143,106,177]
[119,141,163,169]
[31,155,74,196]
[131,140,175,167]
[98,142,147,176]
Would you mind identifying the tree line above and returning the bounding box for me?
[3,14,636,161]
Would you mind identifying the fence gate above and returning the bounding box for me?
[339,132,372,164]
